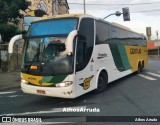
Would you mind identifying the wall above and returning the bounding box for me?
[25,0,69,16]
[27,0,53,16]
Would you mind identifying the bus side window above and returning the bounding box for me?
[76,18,94,72]
[76,39,86,72]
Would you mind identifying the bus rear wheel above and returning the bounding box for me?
[141,61,144,72]
[138,63,142,74]
[95,72,108,93]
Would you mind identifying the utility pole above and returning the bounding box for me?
[83,0,86,14]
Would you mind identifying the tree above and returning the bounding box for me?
[0,0,31,43]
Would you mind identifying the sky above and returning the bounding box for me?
[67,0,160,40]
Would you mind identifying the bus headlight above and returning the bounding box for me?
[21,79,29,84]
[55,81,73,87]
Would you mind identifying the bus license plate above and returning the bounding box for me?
[37,90,45,94]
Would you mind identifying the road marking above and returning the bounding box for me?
[0,106,86,116]
[8,95,19,98]
[0,91,16,95]
[138,74,157,80]
[146,72,160,78]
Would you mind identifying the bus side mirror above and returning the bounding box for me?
[8,35,22,54]
[66,30,78,55]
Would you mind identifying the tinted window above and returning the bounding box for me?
[95,20,147,47]
[27,18,78,37]
[76,18,94,72]
[96,21,109,44]
[76,40,86,71]
[78,18,94,47]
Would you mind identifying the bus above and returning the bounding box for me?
[19,14,148,98]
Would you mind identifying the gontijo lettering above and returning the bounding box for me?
[130,48,141,54]
[28,77,36,80]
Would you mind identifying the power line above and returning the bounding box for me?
[69,2,160,13]
[69,2,160,6]
[132,9,160,13]
[69,2,160,14]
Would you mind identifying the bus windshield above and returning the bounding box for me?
[22,18,78,75]
[22,37,74,75]
[27,18,78,37]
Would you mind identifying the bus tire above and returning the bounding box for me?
[94,71,108,93]
[137,62,142,74]
[141,61,144,72]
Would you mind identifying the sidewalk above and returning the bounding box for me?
[0,71,21,91]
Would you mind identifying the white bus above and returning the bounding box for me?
[19,14,148,98]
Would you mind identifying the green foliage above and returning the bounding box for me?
[0,0,31,43]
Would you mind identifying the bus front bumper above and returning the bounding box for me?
[21,82,76,98]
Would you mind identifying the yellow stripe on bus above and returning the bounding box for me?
[21,73,52,86]
[125,46,148,72]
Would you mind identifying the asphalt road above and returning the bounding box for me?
[0,59,160,125]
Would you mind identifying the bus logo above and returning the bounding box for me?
[80,75,94,90]
[97,53,107,59]
[28,77,36,80]
[130,48,141,54]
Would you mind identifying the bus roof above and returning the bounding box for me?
[32,14,84,23]
[31,14,145,37]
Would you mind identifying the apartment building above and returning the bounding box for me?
[26,0,69,16]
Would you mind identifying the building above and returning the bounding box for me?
[26,0,69,17]
[147,40,160,58]
[19,0,69,30]
[0,0,69,72]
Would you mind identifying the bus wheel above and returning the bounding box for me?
[95,72,108,93]
[141,61,144,72]
[138,63,142,74]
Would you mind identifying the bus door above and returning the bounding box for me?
[75,18,96,96]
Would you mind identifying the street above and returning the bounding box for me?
[0,59,160,125]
